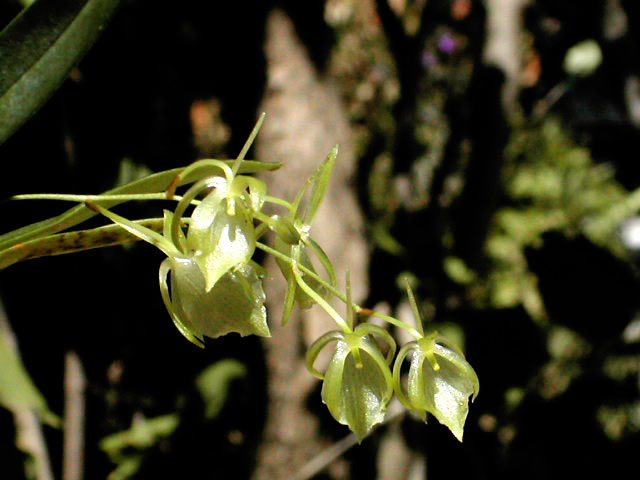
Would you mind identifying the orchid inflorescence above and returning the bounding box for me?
[9,116,478,442]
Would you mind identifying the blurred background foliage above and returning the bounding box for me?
[1,0,639,479]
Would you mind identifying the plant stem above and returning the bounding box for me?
[252,211,279,229]
[360,310,422,340]
[264,195,293,210]
[256,241,420,337]
[291,261,352,333]
[257,241,343,298]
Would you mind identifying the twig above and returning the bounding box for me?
[63,351,86,480]
[531,80,571,122]
[292,401,406,480]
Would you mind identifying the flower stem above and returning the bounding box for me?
[252,211,279,229]
[359,310,422,340]
[264,195,293,210]
[257,241,343,298]
[291,260,352,333]
[256,241,420,337]
[85,202,182,258]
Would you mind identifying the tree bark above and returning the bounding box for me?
[252,8,368,480]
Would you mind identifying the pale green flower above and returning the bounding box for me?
[89,165,270,347]
[160,257,269,344]
[393,334,479,441]
[307,324,396,441]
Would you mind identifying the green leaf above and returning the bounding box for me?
[100,414,179,454]
[100,413,179,480]
[0,328,59,425]
[0,218,171,270]
[196,359,247,419]
[0,0,122,145]
[0,160,279,256]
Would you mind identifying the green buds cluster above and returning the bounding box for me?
[9,118,479,443]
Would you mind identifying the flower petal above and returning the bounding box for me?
[159,257,204,347]
[188,191,256,292]
[434,343,480,401]
[170,258,269,339]
[322,337,392,441]
[291,146,338,226]
[416,345,477,441]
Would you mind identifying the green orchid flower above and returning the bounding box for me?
[167,161,268,292]
[160,256,269,343]
[87,159,270,347]
[393,333,479,441]
[392,286,479,441]
[302,271,397,441]
[306,323,396,442]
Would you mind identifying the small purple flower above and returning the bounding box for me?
[438,32,457,54]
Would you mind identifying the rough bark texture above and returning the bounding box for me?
[251,9,368,480]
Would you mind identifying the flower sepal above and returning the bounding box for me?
[186,177,257,292]
[160,257,270,346]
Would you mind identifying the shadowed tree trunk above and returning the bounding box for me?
[252,9,368,480]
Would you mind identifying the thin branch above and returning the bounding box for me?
[63,351,86,480]
[292,432,359,480]
[292,401,406,480]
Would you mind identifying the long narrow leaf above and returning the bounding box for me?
[0,218,169,270]
[0,160,279,254]
[0,0,122,144]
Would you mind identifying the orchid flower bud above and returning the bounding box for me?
[272,147,339,324]
[306,323,396,441]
